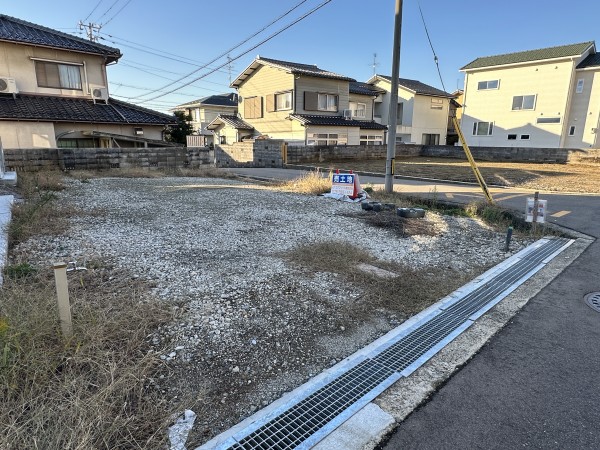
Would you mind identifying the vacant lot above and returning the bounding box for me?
[305,157,600,193]
[4,175,534,448]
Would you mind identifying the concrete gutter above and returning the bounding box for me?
[0,195,14,285]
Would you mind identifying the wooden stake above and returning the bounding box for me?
[53,262,73,338]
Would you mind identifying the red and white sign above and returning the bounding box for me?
[331,173,362,198]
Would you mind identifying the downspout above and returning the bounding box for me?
[559,56,578,148]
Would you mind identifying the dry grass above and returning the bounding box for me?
[277,170,332,195]
[0,266,186,450]
[68,166,238,181]
[283,240,473,319]
[8,173,74,248]
[342,210,438,238]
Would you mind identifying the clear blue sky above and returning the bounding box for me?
[4,0,600,113]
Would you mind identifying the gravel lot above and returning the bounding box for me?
[11,176,534,446]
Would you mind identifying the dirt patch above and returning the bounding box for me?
[7,176,535,448]
[305,157,600,193]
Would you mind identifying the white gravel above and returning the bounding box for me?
[11,176,533,445]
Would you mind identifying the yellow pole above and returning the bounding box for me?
[452,116,494,204]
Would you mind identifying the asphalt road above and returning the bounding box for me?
[229,167,600,450]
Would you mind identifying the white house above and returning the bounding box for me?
[460,41,600,149]
[367,75,453,145]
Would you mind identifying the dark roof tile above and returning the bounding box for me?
[349,81,384,96]
[258,57,355,82]
[376,76,453,98]
[0,94,176,125]
[290,114,387,130]
[0,14,122,61]
[461,42,594,70]
[175,93,238,109]
[577,52,600,69]
[208,114,253,130]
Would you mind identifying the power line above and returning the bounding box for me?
[137,0,333,103]
[131,0,311,99]
[417,2,446,92]
[83,0,104,22]
[109,81,225,96]
[96,0,121,22]
[103,0,134,26]
[118,61,230,88]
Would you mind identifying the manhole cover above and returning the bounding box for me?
[584,292,600,313]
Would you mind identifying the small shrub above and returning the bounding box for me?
[3,263,36,279]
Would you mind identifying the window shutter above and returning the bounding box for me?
[266,94,275,112]
[244,97,253,118]
[256,96,263,118]
[304,91,318,111]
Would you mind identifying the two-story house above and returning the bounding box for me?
[460,41,600,148]
[367,75,454,145]
[0,14,176,149]
[208,56,386,146]
[172,93,238,146]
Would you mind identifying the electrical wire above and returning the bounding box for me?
[132,0,311,99]
[96,0,121,22]
[103,0,134,26]
[119,61,229,88]
[137,0,333,103]
[417,2,447,92]
[83,0,104,22]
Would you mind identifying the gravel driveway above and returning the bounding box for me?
[12,176,533,445]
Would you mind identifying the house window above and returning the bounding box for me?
[569,126,576,136]
[276,91,292,111]
[520,134,530,140]
[360,135,383,145]
[431,98,444,109]
[576,79,584,94]
[244,96,263,119]
[508,134,517,140]
[307,133,347,145]
[374,102,383,118]
[318,93,338,112]
[35,61,82,90]
[536,117,561,124]
[422,134,440,145]
[472,121,493,136]
[477,80,499,90]
[349,102,366,118]
[512,95,536,110]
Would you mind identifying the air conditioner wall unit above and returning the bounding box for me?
[343,109,352,119]
[0,77,18,95]
[90,85,109,103]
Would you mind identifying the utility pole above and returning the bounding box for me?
[227,54,233,86]
[385,0,403,193]
[78,21,102,42]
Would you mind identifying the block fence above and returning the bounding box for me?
[3,147,213,172]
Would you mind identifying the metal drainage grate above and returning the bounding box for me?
[218,238,573,450]
[584,292,600,313]
[232,359,394,450]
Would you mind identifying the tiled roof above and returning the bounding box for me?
[290,114,387,130]
[577,52,600,69]
[461,41,594,70]
[0,94,176,125]
[0,14,122,61]
[349,81,384,96]
[207,114,253,130]
[174,93,238,109]
[231,56,354,88]
[375,75,453,98]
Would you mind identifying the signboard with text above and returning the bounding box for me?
[526,198,547,223]
[331,173,356,197]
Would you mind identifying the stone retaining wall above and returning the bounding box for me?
[215,140,284,168]
[3,147,213,171]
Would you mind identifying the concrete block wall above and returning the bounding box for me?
[215,140,284,168]
[286,145,388,164]
[4,147,213,171]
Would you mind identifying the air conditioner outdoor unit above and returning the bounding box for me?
[0,77,18,95]
[90,85,109,103]
[343,109,352,119]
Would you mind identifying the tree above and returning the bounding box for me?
[165,111,193,145]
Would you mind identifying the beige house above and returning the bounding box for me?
[218,56,386,146]
[172,93,238,146]
[0,14,175,149]
[367,75,453,145]
[461,41,600,148]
